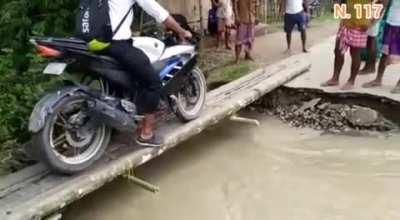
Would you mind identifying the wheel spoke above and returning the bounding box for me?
[57,113,68,124]
[55,121,66,128]
[73,145,81,157]
[73,146,77,157]
[52,133,66,148]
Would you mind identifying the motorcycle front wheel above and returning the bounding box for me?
[31,93,111,174]
[170,67,207,122]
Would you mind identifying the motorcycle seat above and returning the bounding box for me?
[34,37,120,64]
[35,37,172,76]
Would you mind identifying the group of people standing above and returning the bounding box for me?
[210,0,259,63]
[210,0,399,93]
[322,0,400,93]
[210,0,310,63]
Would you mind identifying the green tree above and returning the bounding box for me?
[0,0,79,173]
[0,0,79,71]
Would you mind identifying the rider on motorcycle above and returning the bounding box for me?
[107,0,192,147]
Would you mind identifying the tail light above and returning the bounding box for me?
[36,44,62,58]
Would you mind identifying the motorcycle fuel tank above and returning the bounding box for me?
[132,37,165,63]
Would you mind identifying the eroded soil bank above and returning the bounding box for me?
[257,87,400,133]
[65,97,400,220]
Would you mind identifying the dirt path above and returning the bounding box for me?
[206,18,339,84]
[252,19,339,65]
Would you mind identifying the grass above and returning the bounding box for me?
[211,63,252,81]
[206,62,255,89]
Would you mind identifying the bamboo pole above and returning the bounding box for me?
[198,0,204,37]
[264,0,268,23]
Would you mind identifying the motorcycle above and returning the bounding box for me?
[28,32,206,174]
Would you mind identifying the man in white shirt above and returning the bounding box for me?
[106,0,192,147]
[280,0,308,53]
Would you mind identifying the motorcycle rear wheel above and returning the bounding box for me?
[31,94,111,174]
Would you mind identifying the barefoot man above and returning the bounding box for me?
[360,0,388,74]
[280,0,309,53]
[233,0,259,63]
[321,0,374,90]
[363,0,400,93]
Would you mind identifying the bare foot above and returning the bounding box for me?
[321,79,339,87]
[245,54,254,61]
[341,82,355,91]
[284,49,292,55]
[362,80,382,88]
[359,68,376,75]
[391,85,400,94]
[303,48,309,53]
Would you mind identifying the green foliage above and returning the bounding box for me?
[220,64,252,81]
[0,0,78,174]
[0,52,57,142]
[0,51,62,174]
[0,0,79,71]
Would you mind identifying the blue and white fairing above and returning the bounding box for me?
[132,36,196,81]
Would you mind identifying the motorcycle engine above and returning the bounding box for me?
[120,99,137,115]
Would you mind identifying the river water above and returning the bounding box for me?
[65,112,400,220]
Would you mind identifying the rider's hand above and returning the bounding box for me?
[179,30,192,42]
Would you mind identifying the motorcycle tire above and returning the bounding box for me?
[31,93,111,174]
[171,67,207,122]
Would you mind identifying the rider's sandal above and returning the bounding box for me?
[136,134,163,148]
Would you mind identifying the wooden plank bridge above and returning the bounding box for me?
[0,54,310,220]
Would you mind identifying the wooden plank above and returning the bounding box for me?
[0,54,310,220]
[0,164,48,196]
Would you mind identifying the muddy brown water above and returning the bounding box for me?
[64,112,400,220]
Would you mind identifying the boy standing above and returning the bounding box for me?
[321,0,373,90]
[360,0,388,74]
[280,0,308,53]
[214,0,234,49]
[106,0,192,146]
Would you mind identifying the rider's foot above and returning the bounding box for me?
[136,134,163,148]
[136,113,162,147]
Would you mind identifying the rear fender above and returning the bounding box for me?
[29,86,88,133]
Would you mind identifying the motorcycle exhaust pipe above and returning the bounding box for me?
[86,99,138,132]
